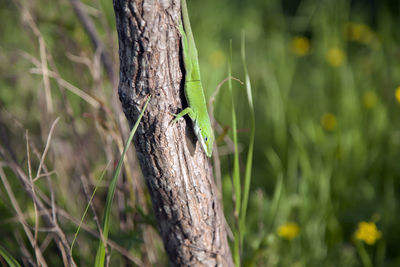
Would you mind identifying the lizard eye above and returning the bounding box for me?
[204,136,208,142]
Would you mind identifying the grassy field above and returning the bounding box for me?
[1,0,400,266]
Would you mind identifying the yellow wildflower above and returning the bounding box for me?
[344,22,374,44]
[291,36,310,56]
[208,50,225,68]
[326,48,345,67]
[362,90,377,109]
[395,87,400,104]
[277,222,300,240]
[321,112,336,131]
[355,221,382,245]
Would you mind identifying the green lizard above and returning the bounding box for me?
[171,0,214,157]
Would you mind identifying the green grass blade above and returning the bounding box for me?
[229,40,241,267]
[0,244,21,267]
[239,31,255,246]
[94,95,151,267]
[70,161,111,255]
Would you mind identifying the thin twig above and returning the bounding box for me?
[209,76,243,109]
[1,145,77,267]
[3,204,145,266]
[26,131,40,266]
[39,234,53,254]
[32,170,57,182]
[69,0,115,84]
[76,174,108,257]
[29,68,100,108]
[35,117,60,179]
[208,76,243,192]
[0,167,48,267]
[15,231,36,267]
[57,209,144,266]
[20,50,101,109]
[208,76,244,242]
[39,30,53,114]
[15,0,53,115]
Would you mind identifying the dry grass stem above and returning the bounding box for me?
[29,68,100,108]
[26,131,40,263]
[0,167,48,267]
[39,34,53,115]
[35,117,60,179]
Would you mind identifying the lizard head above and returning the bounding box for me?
[194,119,214,158]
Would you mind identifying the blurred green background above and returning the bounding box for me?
[1,0,400,266]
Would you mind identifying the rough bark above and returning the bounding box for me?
[113,0,233,266]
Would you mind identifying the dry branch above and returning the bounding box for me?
[69,0,116,85]
[113,0,233,266]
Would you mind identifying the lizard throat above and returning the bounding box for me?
[193,122,208,154]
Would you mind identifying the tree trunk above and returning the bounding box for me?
[113,0,233,266]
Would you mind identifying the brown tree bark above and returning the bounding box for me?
[113,0,233,266]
